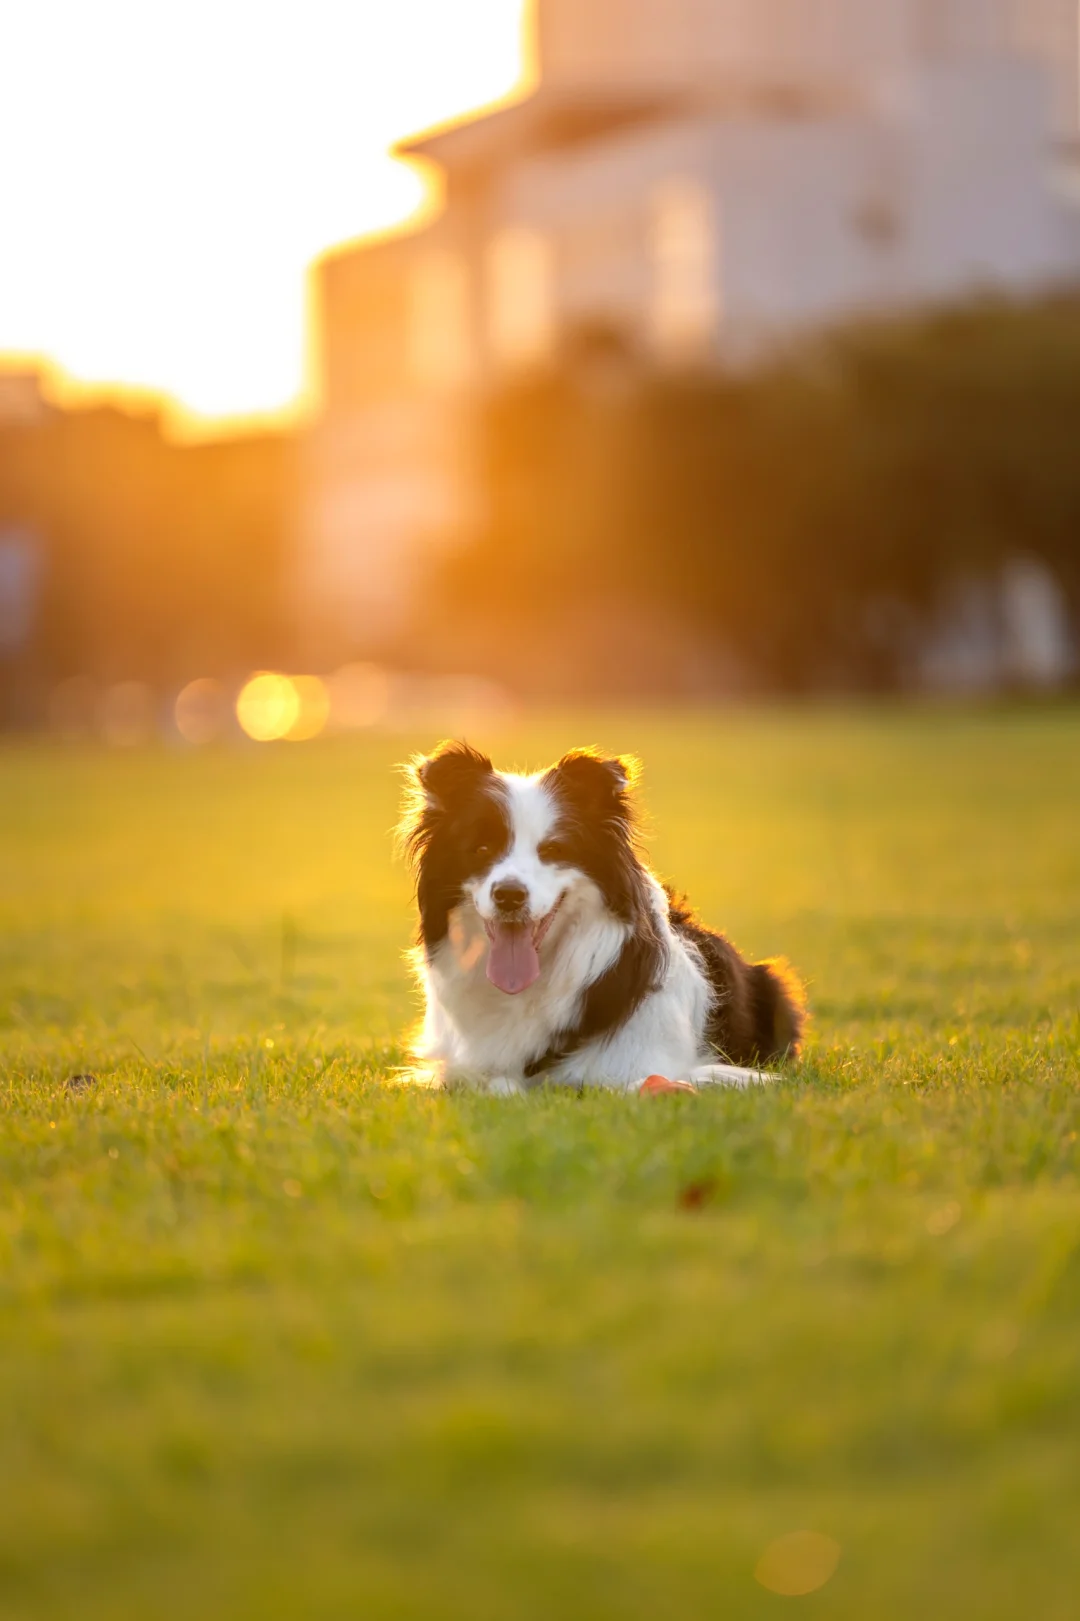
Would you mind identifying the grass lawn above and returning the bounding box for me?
[1,707,1079,1620]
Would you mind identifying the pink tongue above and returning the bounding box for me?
[486,922,540,995]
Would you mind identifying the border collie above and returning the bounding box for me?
[400,742,804,1093]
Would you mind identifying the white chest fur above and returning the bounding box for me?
[415,872,715,1090]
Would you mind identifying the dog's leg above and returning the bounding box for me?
[689,1063,778,1089]
[484,1074,527,1097]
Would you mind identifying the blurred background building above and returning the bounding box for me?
[298,0,1080,658]
[0,370,291,729]
[3,0,1080,725]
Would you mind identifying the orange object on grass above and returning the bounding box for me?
[640,1075,698,1096]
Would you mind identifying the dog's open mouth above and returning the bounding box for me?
[484,898,564,996]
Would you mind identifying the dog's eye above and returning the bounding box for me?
[475,843,491,859]
[538,839,569,864]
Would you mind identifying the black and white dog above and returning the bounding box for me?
[400,742,803,1093]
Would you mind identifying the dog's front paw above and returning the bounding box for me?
[484,1074,526,1097]
[690,1063,777,1089]
[439,1069,526,1096]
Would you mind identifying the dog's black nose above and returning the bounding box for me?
[492,880,529,913]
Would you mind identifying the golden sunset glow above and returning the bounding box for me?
[0,0,530,430]
[235,673,302,742]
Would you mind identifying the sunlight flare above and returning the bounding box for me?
[0,0,530,426]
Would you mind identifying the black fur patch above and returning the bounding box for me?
[400,741,510,952]
[667,892,804,1064]
[539,750,644,922]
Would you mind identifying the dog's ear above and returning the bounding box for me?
[398,741,494,867]
[414,740,494,806]
[550,750,639,810]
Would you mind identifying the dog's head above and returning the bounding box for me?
[400,742,645,994]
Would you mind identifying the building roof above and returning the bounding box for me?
[394,87,686,175]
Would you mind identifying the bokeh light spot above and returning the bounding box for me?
[326,662,390,730]
[926,1202,962,1236]
[754,1531,842,1597]
[285,675,330,741]
[236,672,300,742]
[101,682,156,748]
[175,678,227,745]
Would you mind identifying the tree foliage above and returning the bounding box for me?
[428,296,1080,695]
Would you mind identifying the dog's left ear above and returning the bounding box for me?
[550,750,639,809]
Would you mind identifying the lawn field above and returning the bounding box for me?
[2,708,1079,1620]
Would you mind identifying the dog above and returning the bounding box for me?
[399,742,804,1093]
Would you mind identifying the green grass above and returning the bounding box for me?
[1,708,1079,1620]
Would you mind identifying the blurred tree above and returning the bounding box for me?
[421,295,1080,695]
[0,395,293,722]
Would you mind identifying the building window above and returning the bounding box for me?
[407,249,474,392]
[485,227,556,369]
[649,177,721,359]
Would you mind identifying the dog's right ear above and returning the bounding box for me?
[414,740,494,805]
[550,749,640,813]
[398,741,494,866]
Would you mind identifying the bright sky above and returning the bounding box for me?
[0,0,530,430]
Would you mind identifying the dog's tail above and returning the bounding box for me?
[750,958,806,1060]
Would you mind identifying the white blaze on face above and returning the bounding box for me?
[471,773,564,919]
[468,772,574,996]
